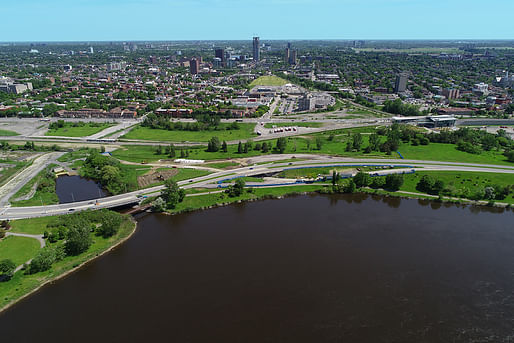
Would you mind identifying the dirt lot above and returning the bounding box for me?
[137,168,179,188]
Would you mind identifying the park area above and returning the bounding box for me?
[45,122,114,137]
[249,75,288,88]
[121,123,257,142]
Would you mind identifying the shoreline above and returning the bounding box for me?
[1,187,510,315]
[0,219,138,315]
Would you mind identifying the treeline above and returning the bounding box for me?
[81,151,137,194]
[276,73,340,92]
[0,141,63,152]
[23,210,127,276]
[49,120,107,130]
[323,171,405,194]
[415,174,513,201]
[142,113,240,132]
[382,98,423,116]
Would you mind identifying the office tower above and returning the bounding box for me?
[253,37,260,62]
[190,58,200,75]
[89,46,94,54]
[394,73,408,93]
[289,50,297,65]
[215,48,225,66]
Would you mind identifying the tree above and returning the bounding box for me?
[26,248,56,274]
[65,225,92,256]
[353,171,370,188]
[352,133,363,150]
[221,141,228,153]
[344,179,356,193]
[96,213,122,238]
[276,137,287,153]
[237,141,243,154]
[0,259,16,281]
[261,142,269,153]
[152,197,166,212]
[385,174,404,191]
[315,137,323,150]
[226,178,245,197]
[155,145,163,155]
[162,179,185,209]
[169,144,176,158]
[207,137,221,152]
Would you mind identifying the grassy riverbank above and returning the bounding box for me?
[0,212,136,313]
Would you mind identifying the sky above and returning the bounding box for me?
[1,0,513,42]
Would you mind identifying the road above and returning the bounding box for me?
[0,152,65,207]
[1,155,513,220]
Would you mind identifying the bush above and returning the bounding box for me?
[0,259,16,281]
[385,174,404,191]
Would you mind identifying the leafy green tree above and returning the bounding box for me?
[352,133,363,150]
[226,178,245,197]
[95,212,122,238]
[65,225,93,256]
[26,248,56,274]
[344,179,356,193]
[152,197,166,212]
[385,174,404,191]
[276,137,287,153]
[353,171,370,188]
[162,179,185,209]
[207,137,221,152]
[222,141,228,153]
[0,259,16,281]
[169,144,176,158]
[261,142,269,153]
[316,137,323,150]
[237,141,243,154]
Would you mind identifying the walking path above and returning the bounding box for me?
[4,232,46,273]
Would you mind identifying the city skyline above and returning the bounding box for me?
[2,0,514,42]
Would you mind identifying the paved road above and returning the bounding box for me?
[0,152,65,207]
[1,155,513,220]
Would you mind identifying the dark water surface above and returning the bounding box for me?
[1,194,514,342]
[55,175,107,203]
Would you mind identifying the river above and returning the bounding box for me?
[0,194,513,342]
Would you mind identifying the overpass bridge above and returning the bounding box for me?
[2,156,514,220]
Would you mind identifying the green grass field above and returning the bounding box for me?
[249,75,288,88]
[122,123,257,142]
[45,123,114,137]
[0,129,20,136]
[10,166,59,207]
[112,125,514,167]
[397,143,512,166]
[171,184,324,214]
[400,171,514,204]
[0,236,41,266]
[10,216,58,235]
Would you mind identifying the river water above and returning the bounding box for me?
[55,175,107,203]
[1,194,513,342]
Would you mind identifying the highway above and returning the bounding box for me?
[1,155,513,220]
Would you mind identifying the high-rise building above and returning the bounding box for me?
[190,58,200,75]
[394,73,408,93]
[285,47,290,63]
[289,50,297,65]
[215,48,226,67]
[89,46,94,54]
[253,37,260,62]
